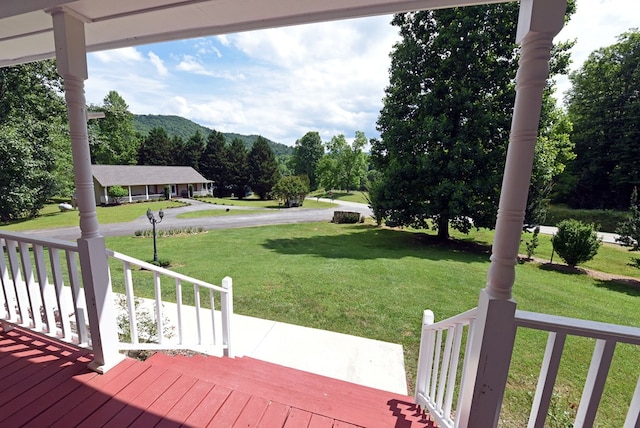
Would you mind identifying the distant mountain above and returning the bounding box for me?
[133,114,293,157]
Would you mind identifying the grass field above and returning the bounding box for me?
[196,196,336,209]
[0,200,185,231]
[309,190,369,204]
[104,221,640,426]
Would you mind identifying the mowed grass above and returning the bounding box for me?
[310,190,369,204]
[196,196,336,209]
[105,221,640,426]
[0,200,185,231]
[177,209,273,219]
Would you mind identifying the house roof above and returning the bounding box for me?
[0,0,506,67]
[92,164,210,187]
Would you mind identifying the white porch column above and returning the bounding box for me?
[50,8,123,373]
[456,0,566,426]
[128,185,132,203]
[104,186,108,205]
[145,185,149,200]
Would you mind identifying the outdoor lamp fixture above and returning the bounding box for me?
[146,208,164,262]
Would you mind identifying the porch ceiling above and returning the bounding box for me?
[0,0,508,67]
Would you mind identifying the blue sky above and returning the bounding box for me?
[84,0,639,146]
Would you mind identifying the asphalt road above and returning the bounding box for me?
[22,198,374,241]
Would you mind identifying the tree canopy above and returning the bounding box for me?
[292,131,324,191]
[248,136,280,199]
[564,30,640,210]
[89,90,139,165]
[317,132,368,193]
[227,138,250,198]
[372,4,574,238]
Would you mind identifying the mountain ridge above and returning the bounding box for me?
[133,114,293,157]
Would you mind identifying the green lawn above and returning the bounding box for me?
[196,196,336,210]
[309,190,369,204]
[0,200,185,231]
[105,221,640,426]
[177,209,273,219]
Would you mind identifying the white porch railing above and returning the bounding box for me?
[415,307,640,428]
[0,231,233,358]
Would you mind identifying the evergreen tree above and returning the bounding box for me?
[177,130,205,170]
[137,127,174,166]
[248,136,280,199]
[292,131,324,191]
[227,138,249,198]
[200,130,230,196]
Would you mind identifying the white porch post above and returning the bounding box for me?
[145,185,149,200]
[456,0,566,426]
[104,186,108,204]
[50,8,123,373]
[128,185,132,203]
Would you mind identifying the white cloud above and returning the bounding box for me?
[147,51,168,76]
[92,47,143,63]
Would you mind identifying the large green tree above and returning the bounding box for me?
[248,136,280,199]
[177,130,205,170]
[0,60,69,218]
[373,5,574,239]
[564,30,640,209]
[89,90,139,165]
[137,127,175,166]
[227,137,249,198]
[200,130,230,196]
[317,132,367,192]
[292,131,324,191]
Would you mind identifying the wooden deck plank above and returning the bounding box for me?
[308,413,336,428]
[283,407,313,428]
[25,358,136,427]
[102,369,182,428]
[232,395,270,427]
[207,389,252,427]
[0,352,92,420]
[155,379,214,428]
[75,365,164,428]
[183,384,233,427]
[132,374,198,426]
[256,401,291,427]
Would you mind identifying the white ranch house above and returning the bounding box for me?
[1,0,640,427]
[92,164,211,205]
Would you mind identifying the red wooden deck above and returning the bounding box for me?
[0,326,435,427]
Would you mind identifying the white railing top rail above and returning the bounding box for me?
[515,310,640,345]
[106,249,226,294]
[0,230,78,252]
[426,307,478,330]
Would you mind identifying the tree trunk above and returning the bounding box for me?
[437,216,449,240]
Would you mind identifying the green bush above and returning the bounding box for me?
[551,219,602,267]
[107,185,128,205]
[546,205,628,233]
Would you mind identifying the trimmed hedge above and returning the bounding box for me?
[546,205,628,232]
[332,211,361,224]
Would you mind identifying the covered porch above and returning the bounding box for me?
[1,0,640,427]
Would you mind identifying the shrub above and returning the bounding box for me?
[551,219,602,267]
[525,226,540,259]
[107,185,128,204]
[332,211,361,224]
[273,176,309,207]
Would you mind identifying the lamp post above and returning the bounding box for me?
[146,208,164,262]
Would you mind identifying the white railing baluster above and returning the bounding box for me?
[0,238,18,321]
[444,323,463,418]
[436,326,455,411]
[574,339,616,427]
[623,376,640,428]
[416,310,435,405]
[49,248,72,340]
[221,276,233,357]
[194,284,202,344]
[175,278,183,345]
[6,240,30,325]
[122,261,138,344]
[456,317,476,428]
[430,329,443,400]
[18,241,43,330]
[33,244,56,334]
[153,272,163,345]
[66,250,87,345]
[527,331,566,428]
[210,288,216,345]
